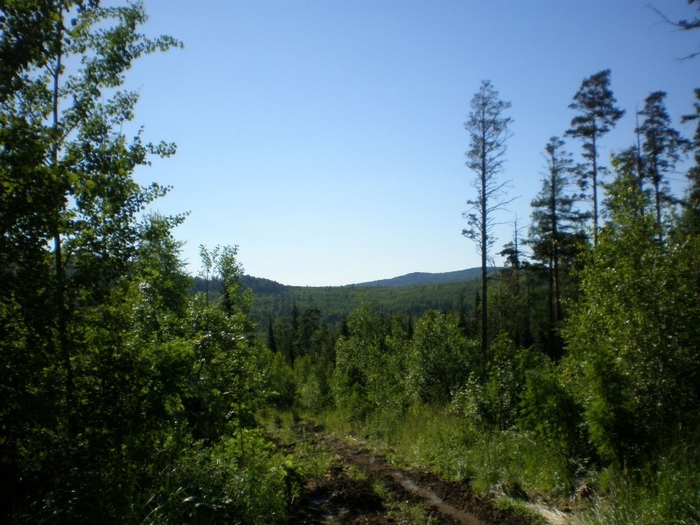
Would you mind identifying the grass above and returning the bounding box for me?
[265,407,700,525]
[372,478,441,525]
[492,498,550,525]
[257,408,335,479]
[391,502,442,525]
[345,463,366,481]
[321,403,573,497]
[464,429,572,497]
[260,408,447,524]
[579,442,700,525]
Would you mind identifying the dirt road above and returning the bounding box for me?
[286,423,535,525]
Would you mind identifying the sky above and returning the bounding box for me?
[122,0,699,286]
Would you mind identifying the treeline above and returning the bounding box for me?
[199,274,484,328]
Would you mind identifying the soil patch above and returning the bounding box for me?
[286,423,534,525]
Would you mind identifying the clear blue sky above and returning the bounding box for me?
[125,0,699,286]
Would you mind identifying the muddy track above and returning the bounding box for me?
[286,423,534,525]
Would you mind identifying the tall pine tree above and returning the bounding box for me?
[463,80,513,362]
[566,69,625,245]
[636,91,688,229]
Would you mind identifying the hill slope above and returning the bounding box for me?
[238,268,493,328]
[354,267,498,287]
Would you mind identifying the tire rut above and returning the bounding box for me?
[287,423,534,525]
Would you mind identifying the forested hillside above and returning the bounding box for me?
[193,270,486,328]
[2,1,700,524]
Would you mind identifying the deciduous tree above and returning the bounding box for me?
[564,163,700,466]
[0,1,182,519]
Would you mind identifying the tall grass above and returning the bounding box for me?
[320,403,573,498]
[298,406,700,524]
[581,440,700,525]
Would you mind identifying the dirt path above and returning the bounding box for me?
[286,423,535,525]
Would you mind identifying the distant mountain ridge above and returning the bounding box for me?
[236,267,497,294]
[352,267,498,288]
[230,268,496,329]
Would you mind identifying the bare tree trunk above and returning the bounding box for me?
[480,150,488,362]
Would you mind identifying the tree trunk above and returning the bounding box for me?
[592,133,598,246]
[480,146,488,363]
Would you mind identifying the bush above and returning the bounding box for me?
[144,430,302,525]
[452,336,544,431]
[518,361,588,461]
[294,355,332,412]
[407,311,477,405]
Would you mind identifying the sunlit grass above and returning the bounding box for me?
[328,403,573,498]
[373,478,441,525]
[391,502,442,525]
[268,406,700,525]
[464,430,572,497]
[345,463,366,481]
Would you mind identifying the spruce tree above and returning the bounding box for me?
[680,88,700,234]
[495,220,533,349]
[636,91,688,228]
[528,137,589,359]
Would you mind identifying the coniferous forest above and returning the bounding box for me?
[1,1,700,524]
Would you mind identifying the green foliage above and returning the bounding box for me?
[527,136,590,358]
[451,335,543,431]
[491,226,537,350]
[293,354,333,411]
[518,360,587,460]
[332,304,411,421]
[582,438,700,525]
[566,69,625,245]
[390,404,478,481]
[3,6,699,521]
[466,430,573,497]
[0,2,189,520]
[267,350,297,408]
[563,171,700,466]
[407,311,477,405]
[463,80,513,359]
[270,305,337,363]
[243,277,482,330]
[144,431,302,525]
[0,3,301,520]
[325,403,573,498]
[636,90,688,228]
[680,87,700,235]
